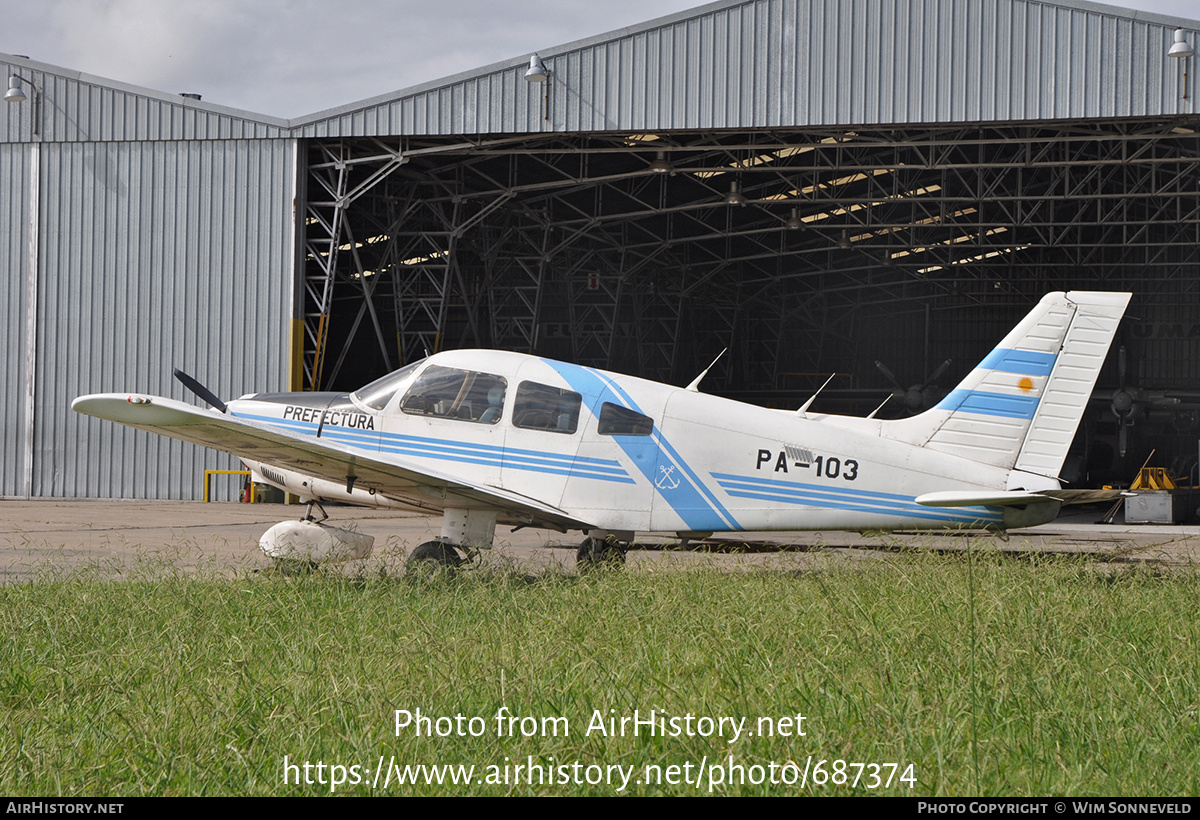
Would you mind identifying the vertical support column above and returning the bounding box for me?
[302,143,349,391]
[301,140,405,389]
[390,203,454,363]
[289,139,305,392]
[487,216,550,354]
[565,249,619,368]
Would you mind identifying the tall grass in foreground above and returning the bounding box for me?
[0,549,1196,796]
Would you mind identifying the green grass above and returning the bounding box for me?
[0,547,1197,795]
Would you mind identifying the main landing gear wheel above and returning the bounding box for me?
[407,540,464,575]
[576,537,626,572]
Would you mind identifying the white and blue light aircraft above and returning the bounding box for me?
[73,291,1130,569]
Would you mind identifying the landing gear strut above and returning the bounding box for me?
[406,507,497,575]
[576,536,626,571]
[302,501,329,522]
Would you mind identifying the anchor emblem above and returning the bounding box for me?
[655,465,680,490]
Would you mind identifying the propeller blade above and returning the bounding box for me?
[874,361,903,391]
[173,368,227,413]
[921,358,953,390]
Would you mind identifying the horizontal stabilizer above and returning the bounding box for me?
[916,491,1055,508]
[917,489,1129,508]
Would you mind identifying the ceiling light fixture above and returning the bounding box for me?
[648,150,673,174]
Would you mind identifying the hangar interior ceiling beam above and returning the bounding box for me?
[301,118,1200,405]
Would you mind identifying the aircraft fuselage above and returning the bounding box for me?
[229,349,1020,535]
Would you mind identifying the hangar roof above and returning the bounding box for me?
[295,0,1199,138]
[3,0,1197,144]
[0,54,288,143]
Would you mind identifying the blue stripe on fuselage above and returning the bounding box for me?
[590,370,741,529]
[712,472,1004,526]
[544,361,741,531]
[231,410,635,484]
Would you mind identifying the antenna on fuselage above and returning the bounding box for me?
[865,394,892,419]
[685,348,727,392]
[795,373,837,418]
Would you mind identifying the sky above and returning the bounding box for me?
[3,0,1199,119]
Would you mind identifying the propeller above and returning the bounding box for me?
[1107,346,1179,458]
[173,368,227,413]
[875,358,953,415]
[1111,347,1135,458]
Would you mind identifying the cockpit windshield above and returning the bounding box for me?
[351,362,422,411]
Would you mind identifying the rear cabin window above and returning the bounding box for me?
[399,365,507,424]
[597,402,653,436]
[512,382,582,434]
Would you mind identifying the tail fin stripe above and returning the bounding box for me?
[936,389,1040,419]
[978,348,1057,376]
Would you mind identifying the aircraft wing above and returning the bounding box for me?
[72,393,591,530]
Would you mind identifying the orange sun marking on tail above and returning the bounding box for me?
[1018,377,1034,393]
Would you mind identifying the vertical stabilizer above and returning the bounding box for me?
[886,292,1130,478]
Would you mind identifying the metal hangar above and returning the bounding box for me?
[2,0,1199,499]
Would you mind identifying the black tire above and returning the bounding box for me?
[575,537,626,571]
[407,540,463,572]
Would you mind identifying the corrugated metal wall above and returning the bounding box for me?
[0,144,31,495]
[17,139,296,499]
[294,0,1197,138]
[0,52,298,500]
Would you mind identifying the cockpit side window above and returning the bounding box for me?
[597,402,653,436]
[399,365,507,424]
[351,362,422,411]
[512,382,582,434]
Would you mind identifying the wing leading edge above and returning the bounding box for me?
[71,393,591,531]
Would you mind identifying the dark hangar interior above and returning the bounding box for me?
[302,119,1200,486]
